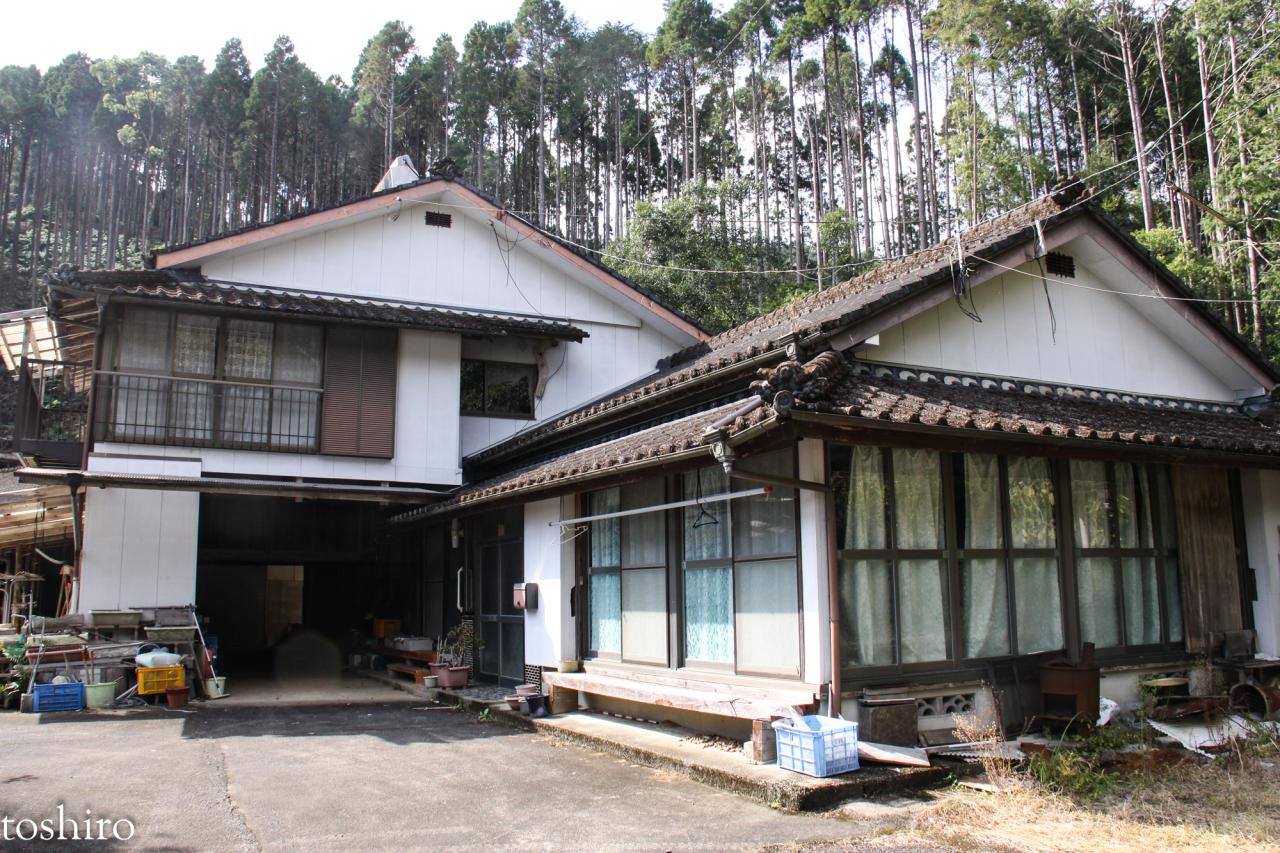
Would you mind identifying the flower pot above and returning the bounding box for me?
[515,684,539,697]
[165,686,189,709]
[435,666,469,689]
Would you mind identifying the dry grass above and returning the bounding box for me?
[877,731,1280,853]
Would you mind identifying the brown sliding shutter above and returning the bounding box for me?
[1171,465,1244,653]
[321,326,398,458]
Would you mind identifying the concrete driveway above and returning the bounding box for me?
[0,676,911,852]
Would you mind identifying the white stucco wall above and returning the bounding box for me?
[860,256,1252,402]
[77,455,201,615]
[1240,468,1280,657]
[95,328,462,485]
[522,496,576,667]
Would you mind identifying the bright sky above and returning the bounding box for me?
[1,1,674,81]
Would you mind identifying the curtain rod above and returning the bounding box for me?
[551,486,772,527]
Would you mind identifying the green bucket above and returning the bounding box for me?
[84,680,118,708]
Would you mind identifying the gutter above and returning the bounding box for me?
[16,468,449,504]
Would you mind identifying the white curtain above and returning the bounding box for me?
[892,448,943,549]
[893,450,946,662]
[684,565,733,663]
[114,308,171,440]
[684,466,731,561]
[590,572,621,654]
[842,446,892,664]
[589,488,620,568]
[1008,456,1056,548]
[1015,557,1065,652]
[270,323,322,450]
[170,313,218,441]
[962,455,1008,657]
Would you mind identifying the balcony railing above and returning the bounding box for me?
[15,359,93,465]
[94,371,323,454]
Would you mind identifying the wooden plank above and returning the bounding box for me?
[581,662,818,705]
[543,671,791,720]
[857,741,931,768]
[1171,465,1243,653]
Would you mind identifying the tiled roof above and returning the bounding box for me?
[401,398,775,519]
[465,186,1095,467]
[771,354,1280,456]
[48,268,587,341]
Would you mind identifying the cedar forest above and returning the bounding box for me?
[0,0,1277,349]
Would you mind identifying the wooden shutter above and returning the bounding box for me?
[1171,465,1244,653]
[321,326,397,458]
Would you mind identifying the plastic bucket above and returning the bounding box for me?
[84,681,118,708]
[203,677,227,699]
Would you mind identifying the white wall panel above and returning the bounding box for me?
[858,261,1241,402]
[523,497,569,667]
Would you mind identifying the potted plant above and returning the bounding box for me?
[429,624,477,689]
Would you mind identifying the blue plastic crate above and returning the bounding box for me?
[32,682,84,712]
[772,715,859,777]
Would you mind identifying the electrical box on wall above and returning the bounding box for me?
[513,582,537,612]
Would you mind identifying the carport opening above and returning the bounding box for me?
[195,494,451,686]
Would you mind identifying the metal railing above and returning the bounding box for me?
[16,359,93,450]
[94,370,323,453]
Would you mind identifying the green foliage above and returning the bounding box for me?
[1027,748,1114,800]
[607,180,812,332]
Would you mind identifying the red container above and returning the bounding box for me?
[165,686,189,709]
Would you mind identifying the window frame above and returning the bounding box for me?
[581,447,804,680]
[460,358,537,420]
[830,444,1185,682]
[104,306,326,452]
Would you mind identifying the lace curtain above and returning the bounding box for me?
[1072,460,1121,647]
[270,323,322,450]
[893,449,947,663]
[962,454,1007,657]
[1009,456,1063,653]
[114,308,171,439]
[683,466,733,663]
[840,445,892,665]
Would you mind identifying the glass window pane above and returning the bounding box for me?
[1070,460,1113,548]
[221,385,270,445]
[838,445,886,550]
[170,380,213,441]
[224,319,273,380]
[484,362,534,416]
[272,323,322,385]
[622,568,667,663]
[588,488,620,568]
[460,359,485,414]
[501,622,524,681]
[622,479,665,567]
[173,314,217,376]
[684,566,733,663]
[1153,466,1178,550]
[117,308,171,371]
[893,449,943,549]
[1014,557,1064,653]
[732,449,796,557]
[961,454,1002,549]
[500,541,522,617]
[1122,557,1161,645]
[1077,556,1121,647]
[898,558,948,662]
[1008,456,1056,548]
[734,558,799,675]
[962,558,1009,657]
[271,387,319,450]
[683,467,730,561]
[839,558,894,666]
[589,572,621,654]
[1116,464,1155,549]
[1165,558,1184,643]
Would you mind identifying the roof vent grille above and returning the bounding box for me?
[1045,252,1075,277]
[423,211,452,229]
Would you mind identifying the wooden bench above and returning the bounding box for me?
[386,663,432,682]
[542,666,819,720]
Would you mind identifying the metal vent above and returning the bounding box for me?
[423,211,452,228]
[1045,252,1075,277]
